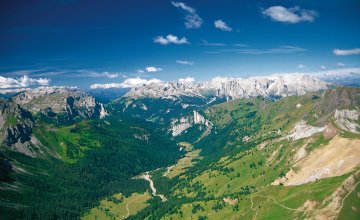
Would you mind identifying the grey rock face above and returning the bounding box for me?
[0,100,35,156]
[124,74,328,101]
[12,86,107,122]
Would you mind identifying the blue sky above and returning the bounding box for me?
[0,0,359,89]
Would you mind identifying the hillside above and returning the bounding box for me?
[0,89,181,219]
[0,87,359,220]
[111,87,359,220]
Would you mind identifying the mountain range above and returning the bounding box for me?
[0,73,359,220]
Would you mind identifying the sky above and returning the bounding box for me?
[0,0,359,90]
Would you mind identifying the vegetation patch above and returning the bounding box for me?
[82,192,151,220]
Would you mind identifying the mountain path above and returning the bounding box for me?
[262,196,303,211]
[123,193,147,219]
[334,179,359,220]
[250,193,305,220]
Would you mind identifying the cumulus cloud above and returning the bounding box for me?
[178,77,195,83]
[298,64,305,68]
[207,76,237,88]
[262,6,317,24]
[0,75,50,89]
[154,34,189,45]
[172,1,203,29]
[90,77,162,89]
[337,62,345,67]
[214,19,232,31]
[145,66,162,72]
[333,48,360,56]
[176,60,194,65]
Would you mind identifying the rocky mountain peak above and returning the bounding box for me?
[11,86,108,122]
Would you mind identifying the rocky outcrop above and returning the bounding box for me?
[12,86,108,123]
[0,100,36,156]
[334,109,360,134]
[287,120,326,140]
[170,117,192,137]
[170,111,212,136]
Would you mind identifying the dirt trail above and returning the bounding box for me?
[123,193,147,219]
[261,196,304,211]
[313,171,360,219]
[334,179,359,219]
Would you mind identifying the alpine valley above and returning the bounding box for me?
[0,74,359,220]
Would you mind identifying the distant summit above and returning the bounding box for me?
[125,74,328,101]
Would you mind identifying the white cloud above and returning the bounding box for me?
[0,75,50,89]
[90,77,162,89]
[102,72,119,78]
[0,88,31,94]
[137,69,145,73]
[262,6,317,24]
[178,77,195,83]
[214,19,232,32]
[172,1,203,29]
[236,46,307,55]
[298,64,305,68]
[176,60,194,65]
[90,83,122,89]
[73,70,123,78]
[207,76,236,88]
[154,34,189,45]
[145,66,162,72]
[309,68,360,80]
[2,69,125,79]
[171,1,195,13]
[320,65,326,70]
[275,68,360,77]
[337,62,345,67]
[233,44,248,47]
[333,48,360,56]
[200,40,226,46]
